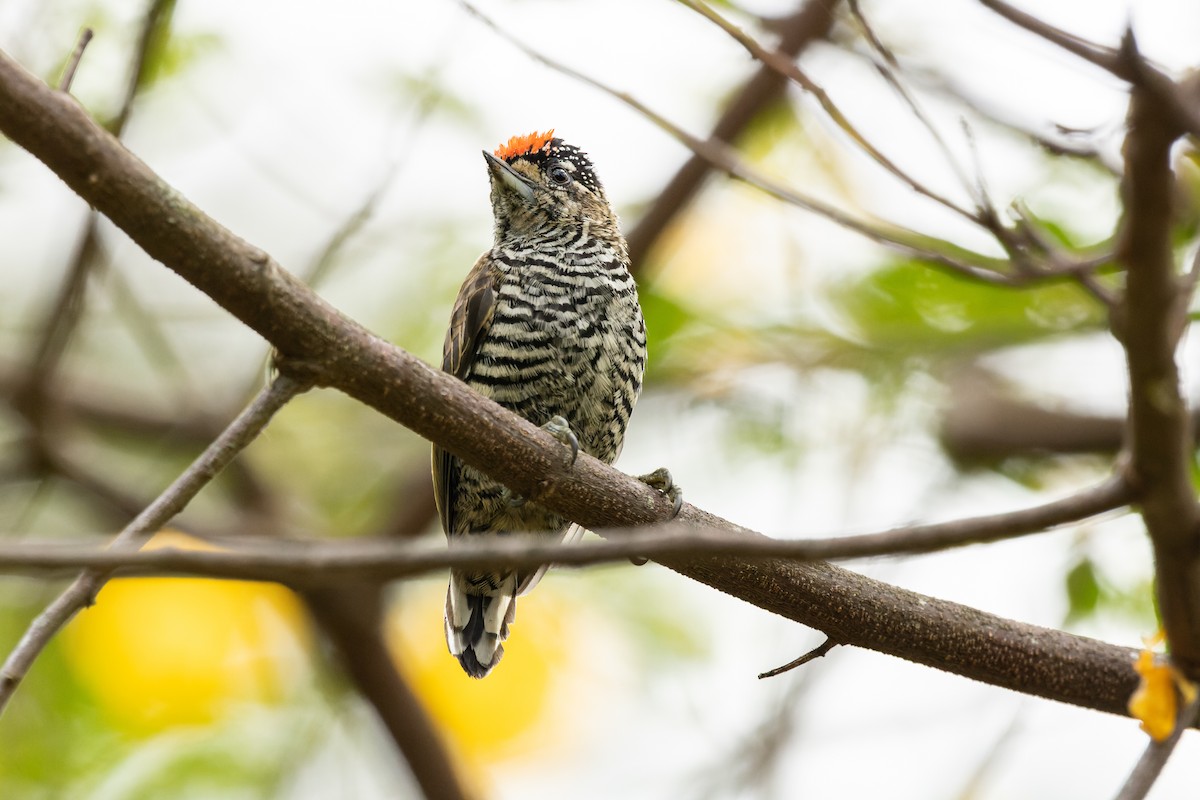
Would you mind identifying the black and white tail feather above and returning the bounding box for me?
[443,524,584,677]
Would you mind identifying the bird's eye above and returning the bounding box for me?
[548,166,572,185]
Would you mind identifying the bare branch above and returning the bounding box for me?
[1115,80,1200,673]
[845,3,1122,294]
[108,0,173,135]
[0,373,308,717]
[978,0,1121,73]
[847,1,978,197]
[836,34,1123,175]
[0,475,1136,579]
[937,366,1200,464]
[1113,692,1200,800]
[0,362,227,441]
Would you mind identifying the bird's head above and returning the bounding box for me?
[483,130,616,241]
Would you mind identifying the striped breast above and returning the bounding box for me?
[466,227,646,465]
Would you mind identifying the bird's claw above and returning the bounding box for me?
[543,415,580,468]
[637,467,683,518]
[627,468,682,566]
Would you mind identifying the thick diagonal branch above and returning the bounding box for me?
[0,46,1149,720]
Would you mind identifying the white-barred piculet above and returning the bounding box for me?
[433,130,677,678]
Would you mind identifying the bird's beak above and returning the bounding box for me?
[483,151,535,202]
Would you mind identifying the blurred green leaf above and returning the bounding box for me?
[0,603,116,795]
[133,1,222,92]
[138,30,221,89]
[830,258,1105,354]
[640,283,697,346]
[640,284,704,383]
[1064,557,1101,623]
[1061,549,1156,626]
[739,96,805,163]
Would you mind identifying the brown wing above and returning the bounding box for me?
[432,253,500,535]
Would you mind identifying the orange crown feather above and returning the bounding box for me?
[494,129,555,161]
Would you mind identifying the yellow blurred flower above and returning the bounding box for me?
[62,531,312,734]
[1127,632,1198,742]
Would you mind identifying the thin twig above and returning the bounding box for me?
[957,118,1012,254]
[57,28,93,93]
[758,637,837,679]
[302,165,398,288]
[0,373,308,718]
[847,3,1121,293]
[977,0,1121,76]
[1113,692,1200,800]
[0,474,1134,582]
[1008,200,1119,309]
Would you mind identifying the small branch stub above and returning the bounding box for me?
[57,28,94,93]
[759,638,839,679]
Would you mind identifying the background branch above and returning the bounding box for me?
[1114,693,1200,800]
[1115,78,1200,673]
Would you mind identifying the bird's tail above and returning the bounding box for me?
[444,571,517,678]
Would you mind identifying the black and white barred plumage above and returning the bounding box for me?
[433,132,647,678]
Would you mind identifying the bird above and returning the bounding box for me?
[433,130,679,678]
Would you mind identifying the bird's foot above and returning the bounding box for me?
[543,415,580,468]
[637,467,683,518]
[503,416,580,508]
[628,467,683,566]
